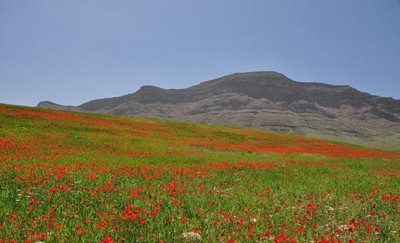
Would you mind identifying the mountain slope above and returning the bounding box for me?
[37,71,400,149]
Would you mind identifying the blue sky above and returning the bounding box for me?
[1,0,399,106]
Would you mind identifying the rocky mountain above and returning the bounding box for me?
[38,71,400,149]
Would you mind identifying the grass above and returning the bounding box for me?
[0,103,399,242]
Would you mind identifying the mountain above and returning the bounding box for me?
[37,71,400,149]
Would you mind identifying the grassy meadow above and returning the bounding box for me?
[0,104,399,242]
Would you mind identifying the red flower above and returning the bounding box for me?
[366,223,373,234]
[101,236,114,243]
[375,225,381,233]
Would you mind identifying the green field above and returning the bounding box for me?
[0,104,399,242]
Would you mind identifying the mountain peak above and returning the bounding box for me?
[138,85,164,91]
[228,71,288,78]
[37,101,58,106]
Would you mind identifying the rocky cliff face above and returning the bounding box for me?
[37,71,400,149]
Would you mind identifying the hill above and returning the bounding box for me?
[38,71,400,149]
[1,104,399,242]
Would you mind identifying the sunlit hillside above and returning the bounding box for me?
[0,104,399,242]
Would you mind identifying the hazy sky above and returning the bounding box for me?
[1,0,399,106]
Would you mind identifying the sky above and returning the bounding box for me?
[0,0,399,106]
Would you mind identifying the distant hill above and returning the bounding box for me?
[38,71,400,149]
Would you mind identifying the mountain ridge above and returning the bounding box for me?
[37,71,400,149]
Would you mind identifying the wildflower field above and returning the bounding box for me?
[0,104,399,242]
